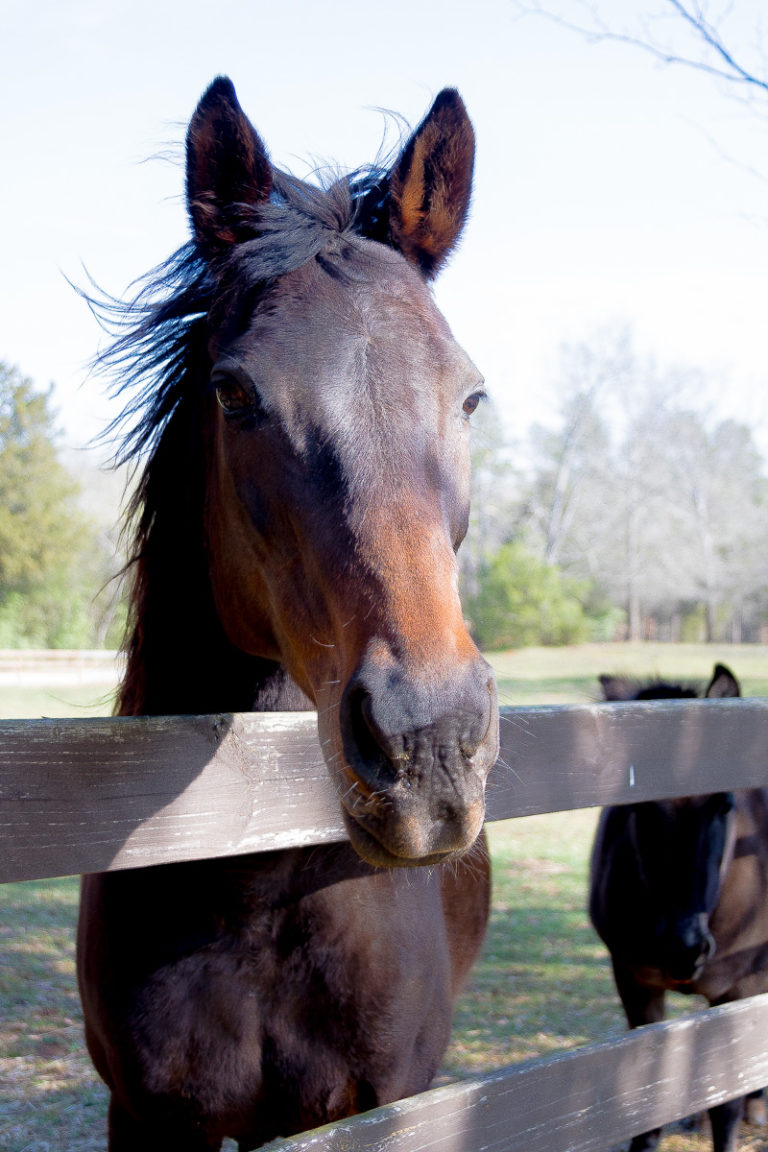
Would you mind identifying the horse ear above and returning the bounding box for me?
[599,675,638,702]
[705,663,741,698]
[386,88,474,279]
[186,76,272,258]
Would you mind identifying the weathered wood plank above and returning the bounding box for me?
[2,699,768,881]
[260,995,768,1152]
[0,712,340,881]
[489,697,768,820]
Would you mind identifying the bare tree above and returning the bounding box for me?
[517,329,768,641]
[515,1,768,102]
[461,398,521,598]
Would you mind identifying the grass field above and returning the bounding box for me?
[2,643,768,1151]
[491,641,768,705]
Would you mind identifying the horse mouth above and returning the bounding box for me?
[340,805,482,869]
[667,975,697,989]
[666,961,707,987]
[663,955,709,986]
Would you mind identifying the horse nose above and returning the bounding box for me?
[664,915,714,982]
[336,653,498,863]
[342,656,496,781]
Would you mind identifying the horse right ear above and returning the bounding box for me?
[705,663,741,698]
[186,76,272,258]
[360,89,474,279]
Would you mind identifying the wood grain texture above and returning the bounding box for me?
[2,699,768,881]
[259,995,768,1152]
[0,712,338,881]
[489,697,768,819]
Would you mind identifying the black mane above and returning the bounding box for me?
[633,681,699,701]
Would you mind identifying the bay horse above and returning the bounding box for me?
[590,663,768,1152]
[77,78,499,1151]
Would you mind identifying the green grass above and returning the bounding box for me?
[3,644,768,1150]
[0,675,116,1148]
[0,879,106,1151]
[0,684,116,721]
[491,641,768,704]
[441,809,619,1078]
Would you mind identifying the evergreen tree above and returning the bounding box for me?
[0,362,120,647]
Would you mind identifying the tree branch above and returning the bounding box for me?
[515,0,768,96]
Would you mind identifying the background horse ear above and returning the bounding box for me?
[186,76,272,258]
[598,674,640,702]
[705,663,741,698]
[387,88,474,278]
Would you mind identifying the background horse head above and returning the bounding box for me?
[590,663,768,1152]
[78,79,495,1151]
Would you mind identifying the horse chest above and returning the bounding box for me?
[123,863,453,1140]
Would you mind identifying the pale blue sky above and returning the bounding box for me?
[3,0,767,454]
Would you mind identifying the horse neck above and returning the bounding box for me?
[117,395,310,719]
[118,563,295,717]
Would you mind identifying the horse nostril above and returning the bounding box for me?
[344,686,393,775]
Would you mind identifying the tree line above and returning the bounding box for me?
[2,343,766,652]
[462,328,768,649]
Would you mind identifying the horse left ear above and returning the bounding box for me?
[598,674,639,702]
[186,76,272,258]
[705,663,741,698]
[383,89,475,279]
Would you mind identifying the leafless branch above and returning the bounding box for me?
[515,0,768,97]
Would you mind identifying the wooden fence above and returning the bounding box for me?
[3,698,768,1150]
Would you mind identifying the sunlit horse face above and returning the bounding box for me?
[187,80,499,867]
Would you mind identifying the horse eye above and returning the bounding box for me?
[462,391,484,418]
[214,375,256,417]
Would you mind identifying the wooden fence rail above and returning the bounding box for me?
[261,997,768,1152]
[2,698,768,1150]
[3,698,768,882]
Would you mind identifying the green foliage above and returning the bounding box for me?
[0,362,122,648]
[465,539,588,650]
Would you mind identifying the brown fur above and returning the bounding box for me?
[389,89,474,277]
[77,77,496,1151]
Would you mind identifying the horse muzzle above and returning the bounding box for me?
[329,654,498,868]
[661,914,715,984]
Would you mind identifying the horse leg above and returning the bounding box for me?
[745,1088,766,1126]
[611,962,665,1030]
[708,1096,743,1152]
[610,962,665,1152]
[108,1095,222,1152]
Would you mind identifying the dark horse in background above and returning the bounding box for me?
[76,78,499,1151]
[590,664,768,1152]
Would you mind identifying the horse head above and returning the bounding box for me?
[185,79,498,867]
